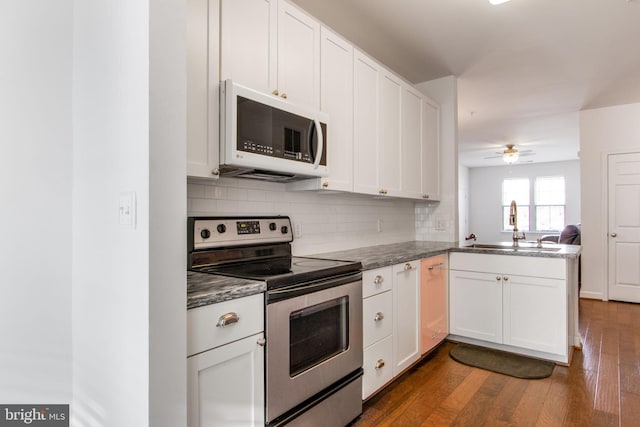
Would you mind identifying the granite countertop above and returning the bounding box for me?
[187,240,582,308]
[187,271,265,310]
[449,241,581,259]
[310,241,457,270]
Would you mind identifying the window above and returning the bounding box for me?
[502,176,566,233]
[535,176,565,231]
[502,178,530,231]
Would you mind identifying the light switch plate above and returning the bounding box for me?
[119,191,137,229]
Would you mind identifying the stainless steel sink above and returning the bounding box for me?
[464,242,562,252]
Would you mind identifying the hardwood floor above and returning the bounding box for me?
[354,298,640,427]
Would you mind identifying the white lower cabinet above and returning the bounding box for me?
[449,252,569,362]
[187,294,264,427]
[361,260,420,399]
[392,261,420,375]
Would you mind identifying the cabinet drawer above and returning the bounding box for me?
[362,266,393,298]
[363,290,393,347]
[188,293,264,357]
[362,335,393,400]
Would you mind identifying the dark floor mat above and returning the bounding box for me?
[449,343,555,379]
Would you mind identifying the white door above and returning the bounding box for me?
[608,152,640,303]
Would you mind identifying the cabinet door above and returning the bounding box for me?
[319,26,353,192]
[187,0,220,178]
[187,332,265,427]
[277,0,320,108]
[449,269,503,344]
[420,255,447,354]
[392,260,420,375]
[503,274,567,356]
[421,97,440,200]
[378,71,402,197]
[401,85,423,199]
[220,0,277,95]
[353,50,379,196]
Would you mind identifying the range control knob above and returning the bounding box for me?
[269,222,277,231]
[216,224,227,234]
[200,229,211,239]
[281,226,289,234]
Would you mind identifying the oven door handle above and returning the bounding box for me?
[267,272,361,302]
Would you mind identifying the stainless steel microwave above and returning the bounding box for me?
[219,79,328,182]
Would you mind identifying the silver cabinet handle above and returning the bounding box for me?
[375,359,385,370]
[216,312,239,327]
[503,276,509,281]
[611,233,617,237]
[373,275,383,285]
[404,263,413,271]
[374,312,384,322]
[428,262,444,270]
[496,275,502,281]
[257,337,266,347]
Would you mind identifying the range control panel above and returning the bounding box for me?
[190,216,293,249]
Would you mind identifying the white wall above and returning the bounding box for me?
[0,0,72,403]
[149,0,187,425]
[468,160,581,243]
[72,1,186,426]
[188,178,416,255]
[415,76,459,242]
[580,102,640,300]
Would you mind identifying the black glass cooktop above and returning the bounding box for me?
[194,256,361,289]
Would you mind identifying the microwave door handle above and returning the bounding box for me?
[311,118,323,169]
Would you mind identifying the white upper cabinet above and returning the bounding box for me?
[187,0,220,178]
[318,27,353,191]
[401,85,423,199]
[378,71,403,197]
[353,49,380,195]
[277,1,320,108]
[220,0,320,109]
[421,96,440,201]
[220,0,277,97]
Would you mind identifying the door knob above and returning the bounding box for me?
[611,233,617,237]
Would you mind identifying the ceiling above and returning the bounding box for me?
[290,0,640,167]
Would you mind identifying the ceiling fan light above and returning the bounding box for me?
[503,151,519,163]
[489,0,512,4]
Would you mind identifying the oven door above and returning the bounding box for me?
[265,277,362,424]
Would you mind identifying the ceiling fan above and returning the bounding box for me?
[484,144,535,164]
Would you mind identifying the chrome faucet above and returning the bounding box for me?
[509,200,526,246]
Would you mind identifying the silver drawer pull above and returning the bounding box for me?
[216,312,239,327]
[427,262,444,270]
[375,359,385,370]
[404,263,413,271]
[373,275,383,285]
[257,337,266,347]
[374,312,384,322]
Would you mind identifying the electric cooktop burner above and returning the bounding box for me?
[187,216,361,290]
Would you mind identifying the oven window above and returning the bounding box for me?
[289,296,349,377]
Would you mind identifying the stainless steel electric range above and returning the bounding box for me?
[188,216,363,427]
